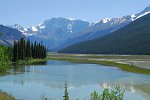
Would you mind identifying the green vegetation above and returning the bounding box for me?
[13,58,47,65]
[0,39,48,99]
[42,83,124,100]
[0,38,48,73]
[91,86,124,100]
[13,38,47,63]
[48,57,150,75]
[63,82,69,100]
[48,53,150,60]
[0,46,12,73]
[0,32,3,35]
[59,14,150,55]
[0,90,16,100]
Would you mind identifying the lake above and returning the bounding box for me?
[0,60,150,100]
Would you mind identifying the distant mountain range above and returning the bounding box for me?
[59,13,150,54]
[53,5,150,51]
[9,18,92,49]
[1,5,150,53]
[9,5,150,51]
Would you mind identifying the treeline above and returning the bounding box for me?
[13,38,47,62]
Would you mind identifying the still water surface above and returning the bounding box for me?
[0,60,150,100]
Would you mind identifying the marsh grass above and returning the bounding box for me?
[48,57,150,75]
[12,58,47,66]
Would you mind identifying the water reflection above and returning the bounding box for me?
[100,83,150,100]
[0,60,149,100]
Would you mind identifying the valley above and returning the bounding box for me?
[0,59,150,100]
[6,5,150,51]
[0,2,150,100]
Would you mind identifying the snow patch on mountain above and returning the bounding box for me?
[38,24,45,29]
[24,28,28,31]
[133,11,150,21]
[102,18,111,23]
[131,15,136,21]
[30,26,38,32]
[67,23,73,33]
[67,18,75,20]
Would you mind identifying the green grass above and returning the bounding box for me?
[48,57,150,75]
[13,58,47,65]
[48,53,150,60]
[0,90,16,100]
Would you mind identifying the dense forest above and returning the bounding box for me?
[13,38,47,62]
[59,14,150,54]
[0,37,47,73]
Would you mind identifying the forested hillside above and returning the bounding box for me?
[59,14,150,54]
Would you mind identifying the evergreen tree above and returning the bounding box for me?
[26,39,31,58]
[33,41,37,59]
[63,82,69,100]
[12,38,47,62]
[17,41,21,60]
[13,41,18,62]
[20,38,26,60]
[31,43,34,58]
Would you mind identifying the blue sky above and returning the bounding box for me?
[0,0,150,27]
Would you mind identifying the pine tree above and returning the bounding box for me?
[26,39,31,59]
[17,41,21,60]
[63,82,69,100]
[20,38,26,60]
[13,41,18,62]
[31,43,34,58]
[12,38,47,62]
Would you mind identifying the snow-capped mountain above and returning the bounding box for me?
[11,18,91,37]
[52,5,150,51]
[93,5,150,27]
[10,24,40,36]
[11,18,92,49]
[131,5,150,21]
[11,5,150,50]
[0,25,25,46]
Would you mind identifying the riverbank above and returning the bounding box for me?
[12,58,47,66]
[0,59,47,100]
[48,53,150,74]
[0,90,16,100]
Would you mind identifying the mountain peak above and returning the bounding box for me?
[139,5,150,14]
[67,18,75,21]
[29,26,38,32]
[143,5,150,12]
[97,18,111,24]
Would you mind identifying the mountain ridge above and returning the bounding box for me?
[58,13,150,54]
[52,5,150,51]
[8,5,150,50]
[0,25,25,46]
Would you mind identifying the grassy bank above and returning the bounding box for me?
[13,58,47,65]
[48,53,150,60]
[0,90,16,100]
[48,57,150,75]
